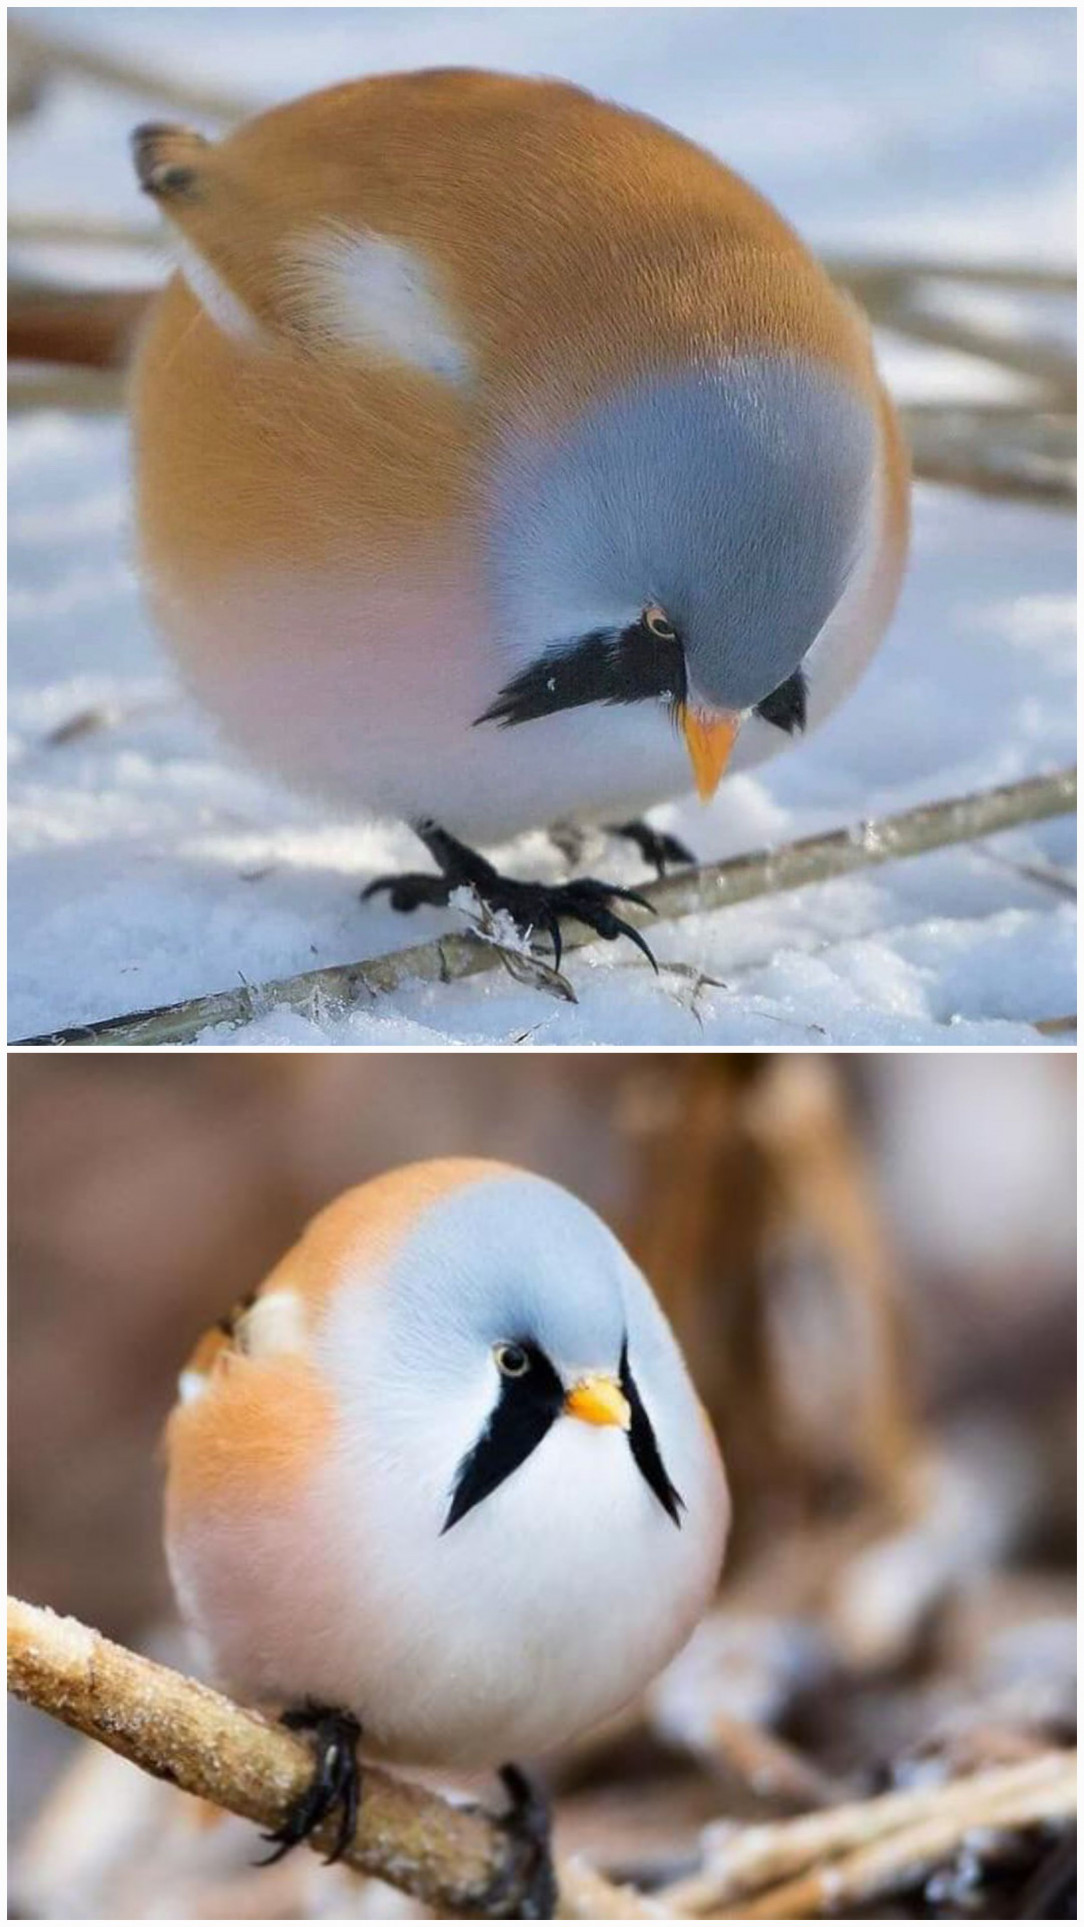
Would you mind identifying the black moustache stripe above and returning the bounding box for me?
[442,1342,564,1532]
[475,620,688,728]
[755,666,807,735]
[620,1340,685,1527]
[477,628,807,740]
[441,1338,685,1534]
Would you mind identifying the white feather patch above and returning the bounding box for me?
[178,1368,208,1405]
[170,231,262,344]
[236,1287,307,1358]
[285,227,472,383]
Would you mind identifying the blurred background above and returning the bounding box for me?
[8,1052,1076,1916]
[10,7,1076,267]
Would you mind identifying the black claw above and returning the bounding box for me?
[573,876,657,914]
[604,914,659,971]
[363,823,657,972]
[545,911,563,973]
[325,1741,361,1865]
[608,818,697,874]
[483,1764,557,1920]
[257,1706,362,1869]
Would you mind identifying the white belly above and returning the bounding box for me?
[150,561,696,840]
[167,1402,727,1769]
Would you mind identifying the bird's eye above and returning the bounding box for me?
[643,605,677,642]
[494,1341,531,1378]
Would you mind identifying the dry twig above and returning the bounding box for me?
[14,765,1075,1047]
[8,1600,1075,1920]
[8,214,1074,299]
[900,403,1075,508]
[831,258,1075,296]
[9,282,153,370]
[869,293,1076,405]
[8,365,128,413]
[7,1597,540,1918]
[8,212,160,251]
[7,21,251,125]
[662,1751,1076,1917]
[8,303,1074,505]
[9,224,1074,508]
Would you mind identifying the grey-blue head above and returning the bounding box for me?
[481,354,876,789]
[335,1170,690,1535]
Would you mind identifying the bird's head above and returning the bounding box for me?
[316,1162,715,1544]
[479,357,877,796]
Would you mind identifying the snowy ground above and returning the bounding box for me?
[9,7,1076,1046]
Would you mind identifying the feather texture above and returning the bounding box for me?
[165,1161,730,1766]
[131,69,908,840]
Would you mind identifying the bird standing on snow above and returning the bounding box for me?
[165,1159,729,1913]
[131,69,909,963]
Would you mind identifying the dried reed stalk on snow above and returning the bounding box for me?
[14,765,1075,1047]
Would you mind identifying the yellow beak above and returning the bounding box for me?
[682,708,741,801]
[564,1375,632,1430]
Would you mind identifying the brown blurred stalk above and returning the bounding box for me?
[624,1058,915,1548]
[9,281,151,370]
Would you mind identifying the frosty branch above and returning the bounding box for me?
[6,1597,546,1919]
[10,1597,1075,1921]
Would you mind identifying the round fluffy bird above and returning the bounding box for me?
[131,69,909,961]
[165,1159,729,1907]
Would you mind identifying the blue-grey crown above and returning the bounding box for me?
[486,354,875,712]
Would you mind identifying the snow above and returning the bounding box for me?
[8,7,1076,1046]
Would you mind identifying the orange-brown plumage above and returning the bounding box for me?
[163,1158,731,1782]
[167,1352,331,1519]
[167,1159,522,1518]
[171,1158,519,1400]
[133,69,877,584]
[131,67,909,901]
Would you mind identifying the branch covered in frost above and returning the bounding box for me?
[16,765,1075,1047]
[6,1597,549,1918]
[8,1599,1076,1921]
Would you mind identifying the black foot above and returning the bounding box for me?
[360,870,453,913]
[259,1704,362,1867]
[363,823,657,973]
[481,1764,558,1920]
[547,821,589,868]
[608,818,696,875]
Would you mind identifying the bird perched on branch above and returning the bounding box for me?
[164,1159,729,1914]
[130,68,908,964]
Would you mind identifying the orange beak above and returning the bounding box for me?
[564,1375,632,1430]
[682,708,741,801]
